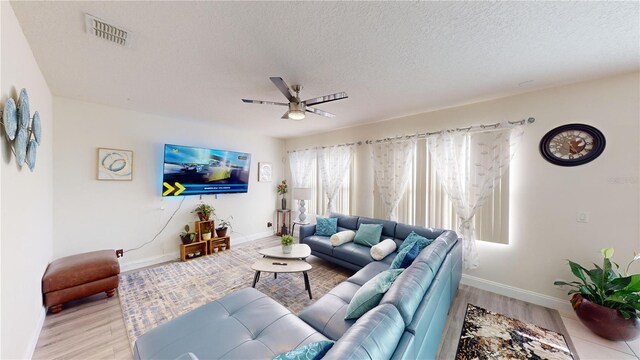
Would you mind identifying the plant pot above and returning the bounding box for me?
[282,245,292,254]
[197,212,209,221]
[202,232,211,240]
[572,293,640,341]
[281,197,287,210]
[220,245,227,251]
[216,227,228,238]
[180,235,194,245]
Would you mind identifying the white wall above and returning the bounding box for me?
[285,72,640,315]
[53,97,284,269]
[1,2,54,358]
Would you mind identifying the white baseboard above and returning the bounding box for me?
[119,230,275,272]
[461,274,576,319]
[24,306,46,359]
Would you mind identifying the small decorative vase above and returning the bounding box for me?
[281,197,287,210]
[202,232,211,240]
[197,212,209,221]
[572,294,640,341]
[220,245,227,251]
[282,245,292,254]
[216,227,228,238]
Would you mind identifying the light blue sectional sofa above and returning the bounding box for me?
[133,213,461,360]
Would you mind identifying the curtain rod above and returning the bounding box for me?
[287,117,535,153]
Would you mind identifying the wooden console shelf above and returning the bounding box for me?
[180,241,208,262]
[207,236,231,254]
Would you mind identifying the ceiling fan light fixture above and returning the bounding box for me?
[288,102,306,120]
[288,110,305,120]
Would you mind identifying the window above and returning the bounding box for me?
[372,139,509,243]
[307,157,352,216]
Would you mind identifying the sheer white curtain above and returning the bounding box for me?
[318,145,354,214]
[288,149,316,188]
[370,139,416,221]
[427,127,524,269]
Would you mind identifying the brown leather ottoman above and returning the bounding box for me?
[42,250,120,313]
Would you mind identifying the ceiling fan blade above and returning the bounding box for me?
[242,99,289,106]
[303,92,348,107]
[306,107,335,118]
[270,77,294,101]
[281,111,290,119]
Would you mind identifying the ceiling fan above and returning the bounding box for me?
[242,77,348,120]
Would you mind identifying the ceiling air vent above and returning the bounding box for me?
[84,13,133,47]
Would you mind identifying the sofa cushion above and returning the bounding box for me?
[353,223,383,247]
[398,231,433,252]
[357,217,397,240]
[345,269,403,320]
[301,235,334,256]
[380,239,450,325]
[273,340,334,360]
[345,261,390,286]
[332,243,375,268]
[395,223,444,241]
[298,282,359,340]
[133,288,328,360]
[322,304,405,360]
[315,217,338,236]
[390,241,421,269]
[329,212,360,230]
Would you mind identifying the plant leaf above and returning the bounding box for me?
[568,261,589,284]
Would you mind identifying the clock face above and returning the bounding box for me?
[540,124,605,166]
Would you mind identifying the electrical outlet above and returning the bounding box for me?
[577,211,589,223]
[116,249,124,258]
[267,222,273,228]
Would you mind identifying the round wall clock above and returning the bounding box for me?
[539,123,605,166]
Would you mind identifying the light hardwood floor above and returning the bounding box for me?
[34,271,579,359]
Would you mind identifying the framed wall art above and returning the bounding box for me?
[97,148,133,180]
[258,162,272,182]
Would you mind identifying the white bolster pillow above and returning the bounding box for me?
[370,239,397,260]
[330,230,356,246]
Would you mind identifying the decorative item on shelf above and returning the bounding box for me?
[554,247,640,341]
[215,216,233,238]
[193,203,215,221]
[220,244,227,251]
[258,162,273,182]
[97,148,133,180]
[281,234,294,254]
[277,179,288,210]
[180,224,196,245]
[294,187,312,222]
[539,123,606,166]
[202,228,212,240]
[1,88,43,172]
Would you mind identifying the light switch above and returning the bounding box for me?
[577,212,589,223]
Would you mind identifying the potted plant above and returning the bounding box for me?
[277,180,288,210]
[216,216,233,238]
[180,224,196,245]
[554,248,640,341]
[281,234,294,254]
[192,203,215,221]
[202,228,212,240]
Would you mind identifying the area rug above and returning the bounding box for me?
[118,236,352,348]
[455,304,574,360]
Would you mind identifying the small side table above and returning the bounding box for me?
[276,209,292,235]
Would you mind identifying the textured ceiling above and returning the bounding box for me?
[9,1,640,138]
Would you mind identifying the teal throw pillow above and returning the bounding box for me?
[391,241,420,269]
[344,269,404,320]
[353,223,383,247]
[398,231,434,252]
[273,340,334,360]
[315,217,338,237]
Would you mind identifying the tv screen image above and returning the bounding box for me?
[162,144,251,196]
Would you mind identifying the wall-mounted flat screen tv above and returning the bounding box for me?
[162,144,251,196]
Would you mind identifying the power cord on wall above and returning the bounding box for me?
[124,196,186,254]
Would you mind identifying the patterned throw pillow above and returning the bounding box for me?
[353,223,384,247]
[390,241,421,269]
[398,231,433,252]
[344,269,404,320]
[315,217,338,237]
[273,340,335,360]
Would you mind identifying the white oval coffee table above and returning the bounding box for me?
[252,244,313,299]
